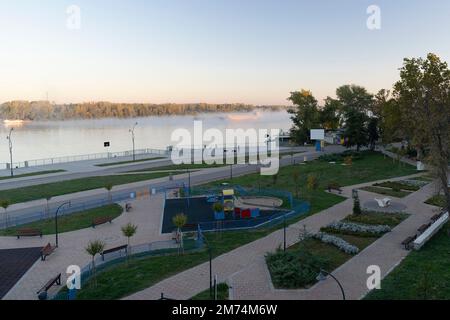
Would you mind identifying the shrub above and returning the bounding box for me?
[344,156,353,166]
[266,247,330,289]
[306,174,319,191]
[314,232,359,255]
[353,198,362,215]
[212,202,223,212]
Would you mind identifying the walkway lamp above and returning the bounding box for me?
[129,122,138,161]
[55,201,71,247]
[6,128,14,177]
[316,269,346,300]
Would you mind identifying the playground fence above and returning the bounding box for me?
[51,237,204,300]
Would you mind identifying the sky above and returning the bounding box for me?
[0,0,449,105]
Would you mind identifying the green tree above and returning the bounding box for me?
[367,118,380,151]
[85,240,105,287]
[121,223,138,264]
[333,85,374,151]
[172,213,188,254]
[0,200,10,229]
[320,98,340,130]
[288,90,321,144]
[343,109,369,151]
[394,53,450,212]
[105,184,113,204]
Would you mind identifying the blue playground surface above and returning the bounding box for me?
[161,196,288,233]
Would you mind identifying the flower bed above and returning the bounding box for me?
[323,221,391,237]
[314,232,360,255]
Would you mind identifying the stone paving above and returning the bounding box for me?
[125,172,438,300]
[1,194,170,300]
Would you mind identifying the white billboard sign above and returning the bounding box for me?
[310,129,325,140]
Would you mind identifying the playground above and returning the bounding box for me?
[161,186,303,234]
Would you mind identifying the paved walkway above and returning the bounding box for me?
[125,173,438,300]
[1,194,170,300]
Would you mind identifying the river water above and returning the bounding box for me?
[0,110,292,165]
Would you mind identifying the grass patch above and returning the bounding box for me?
[95,157,165,167]
[373,181,420,192]
[360,186,412,198]
[0,204,123,236]
[365,223,450,300]
[128,163,226,173]
[191,283,229,300]
[425,195,446,207]
[0,172,173,204]
[0,170,65,181]
[344,212,409,227]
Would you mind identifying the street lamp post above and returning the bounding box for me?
[55,201,71,247]
[316,269,346,300]
[283,213,287,252]
[6,128,14,177]
[186,169,191,196]
[129,122,138,162]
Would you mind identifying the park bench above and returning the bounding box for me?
[16,228,42,239]
[92,216,113,228]
[431,211,445,222]
[401,235,417,250]
[41,243,57,261]
[327,183,342,194]
[418,223,432,234]
[125,203,133,212]
[101,244,128,261]
[36,273,61,296]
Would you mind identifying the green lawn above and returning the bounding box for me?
[0,172,173,204]
[0,204,123,236]
[95,157,166,167]
[360,186,412,198]
[190,283,229,300]
[373,181,420,192]
[128,163,226,173]
[425,195,447,207]
[0,170,66,181]
[344,211,409,227]
[71,151,417,299]
[365,223,450,300]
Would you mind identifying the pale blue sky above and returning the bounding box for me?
[1,0,449,105]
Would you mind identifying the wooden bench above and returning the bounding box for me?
[92,216,112,228]
[401,235,417,250]
[418,223,432,234]
[16,228,42,239]
[101,244,128,261]
[327,184,342,194]
[36,273,61,295]
[41,243,57,261]
[125,203,133,212]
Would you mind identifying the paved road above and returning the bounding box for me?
[3,146,346,227]
[0,146,309,190]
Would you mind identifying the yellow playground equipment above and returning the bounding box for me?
[222,189,235,213]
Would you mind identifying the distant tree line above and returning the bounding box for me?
[0,101,287,121]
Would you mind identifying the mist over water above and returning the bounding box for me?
[0,111,291,164]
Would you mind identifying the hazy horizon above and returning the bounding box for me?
[1,0,450,105]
